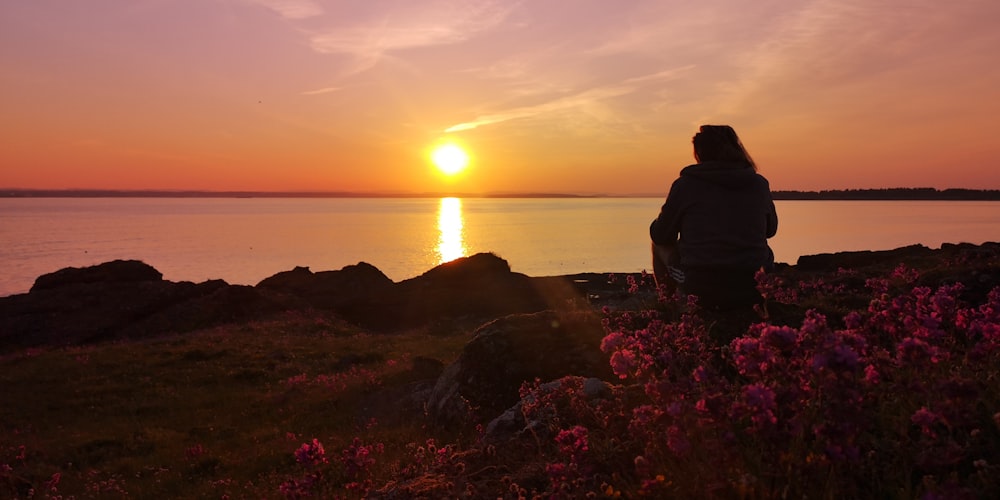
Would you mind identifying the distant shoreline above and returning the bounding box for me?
[0,189,590,199]
[2,187,1000,200]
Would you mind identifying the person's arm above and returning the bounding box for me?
[766,199,778,238]
[650,180,683,245]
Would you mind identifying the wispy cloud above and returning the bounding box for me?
[304,1,519,74]
[247,0,324,20]
[310,2,516,53]
[300,86,341,96]
[444,66,692,132]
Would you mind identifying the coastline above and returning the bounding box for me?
[2,241,998,353]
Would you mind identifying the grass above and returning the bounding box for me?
[0,310,472,498]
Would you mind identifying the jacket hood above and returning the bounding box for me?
[679,161,760,190]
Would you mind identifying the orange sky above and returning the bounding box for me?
[2,0,999,195]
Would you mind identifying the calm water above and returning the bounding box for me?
[1,198,998,297]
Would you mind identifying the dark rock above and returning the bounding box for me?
[426,310,615,424]
[257,262,393,300]
[0,254,582,351]
[255,253,574,330]
[7,242,997,354]
[257,262,398,327]
[31,259,162,291]
[0,265,287,351]
[255,265,314,291]
[391,253,556,328]
[118,283,288,338]
[410,356,446,380]
[786,241,1000,306]
[795,244,934,271]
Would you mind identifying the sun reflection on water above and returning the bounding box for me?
[437,197,466,264]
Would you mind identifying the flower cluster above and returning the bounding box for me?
[294,439,327,467]
[279,436,384,498]
[593,269,1000,497]
[282,365,382,393]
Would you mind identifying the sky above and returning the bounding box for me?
[2,0,999,195]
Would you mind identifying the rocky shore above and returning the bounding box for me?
[2,242,998,354]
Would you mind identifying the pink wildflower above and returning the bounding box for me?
[890,263,919,283]
[600,331,625,353]
[911,407,942,437]
[666,425,690,455]
[294,439,327,466]
[896,337,941,364]
[743,383,778,428]
[555,426,590,460]
[610,349,637,379]
[760,325,798,350]
[863,364,880,384]
[844,311,863,329]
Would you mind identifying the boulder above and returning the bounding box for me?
[795,244,934,271]
[426,310,615,424]
[31,259,162,291]
[392,253,554,327]
[117,283,289,337]
[255,253,569,330]
[0,263,288,351]
[256,262,394,301]
[256,262,397,326]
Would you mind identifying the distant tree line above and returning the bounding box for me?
[772,188,1000,201]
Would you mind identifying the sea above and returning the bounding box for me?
[1,197,999,297]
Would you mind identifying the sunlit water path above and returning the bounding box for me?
[1,198,998,297]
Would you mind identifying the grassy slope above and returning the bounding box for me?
[1,311,472,498]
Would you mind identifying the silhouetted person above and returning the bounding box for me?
[650,125,777,309]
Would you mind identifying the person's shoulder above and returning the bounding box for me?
[752,172,771,188]
[674,164,701,183]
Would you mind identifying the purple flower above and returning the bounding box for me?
[744,383,777,410]
[897,337,942,364]
[844,311,863,329]
[731,337,774,377]
[600,331,624,353]
[864,364,880,384]
[761,325,798,350]
[610,349,637,379]
[666,426,690,455]
[829,344,860,370]
[692,365,708,383]
[294,439,327,466]
[743,383,778,428]
[555,426,590,457]
[911,407,943,437]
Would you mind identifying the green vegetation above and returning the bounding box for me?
[0,312,470,498]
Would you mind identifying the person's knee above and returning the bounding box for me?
[652,243,685,289]
[683,269,760,310]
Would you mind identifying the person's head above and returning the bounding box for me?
[692,125,756,170]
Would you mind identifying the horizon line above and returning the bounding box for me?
[0,188,609,199]
[2,187,1000,200]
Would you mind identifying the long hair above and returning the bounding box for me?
[692,125,757,171]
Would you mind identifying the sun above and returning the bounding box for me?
[431,144,470,176]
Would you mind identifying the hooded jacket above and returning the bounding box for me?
[650,160,777,270]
